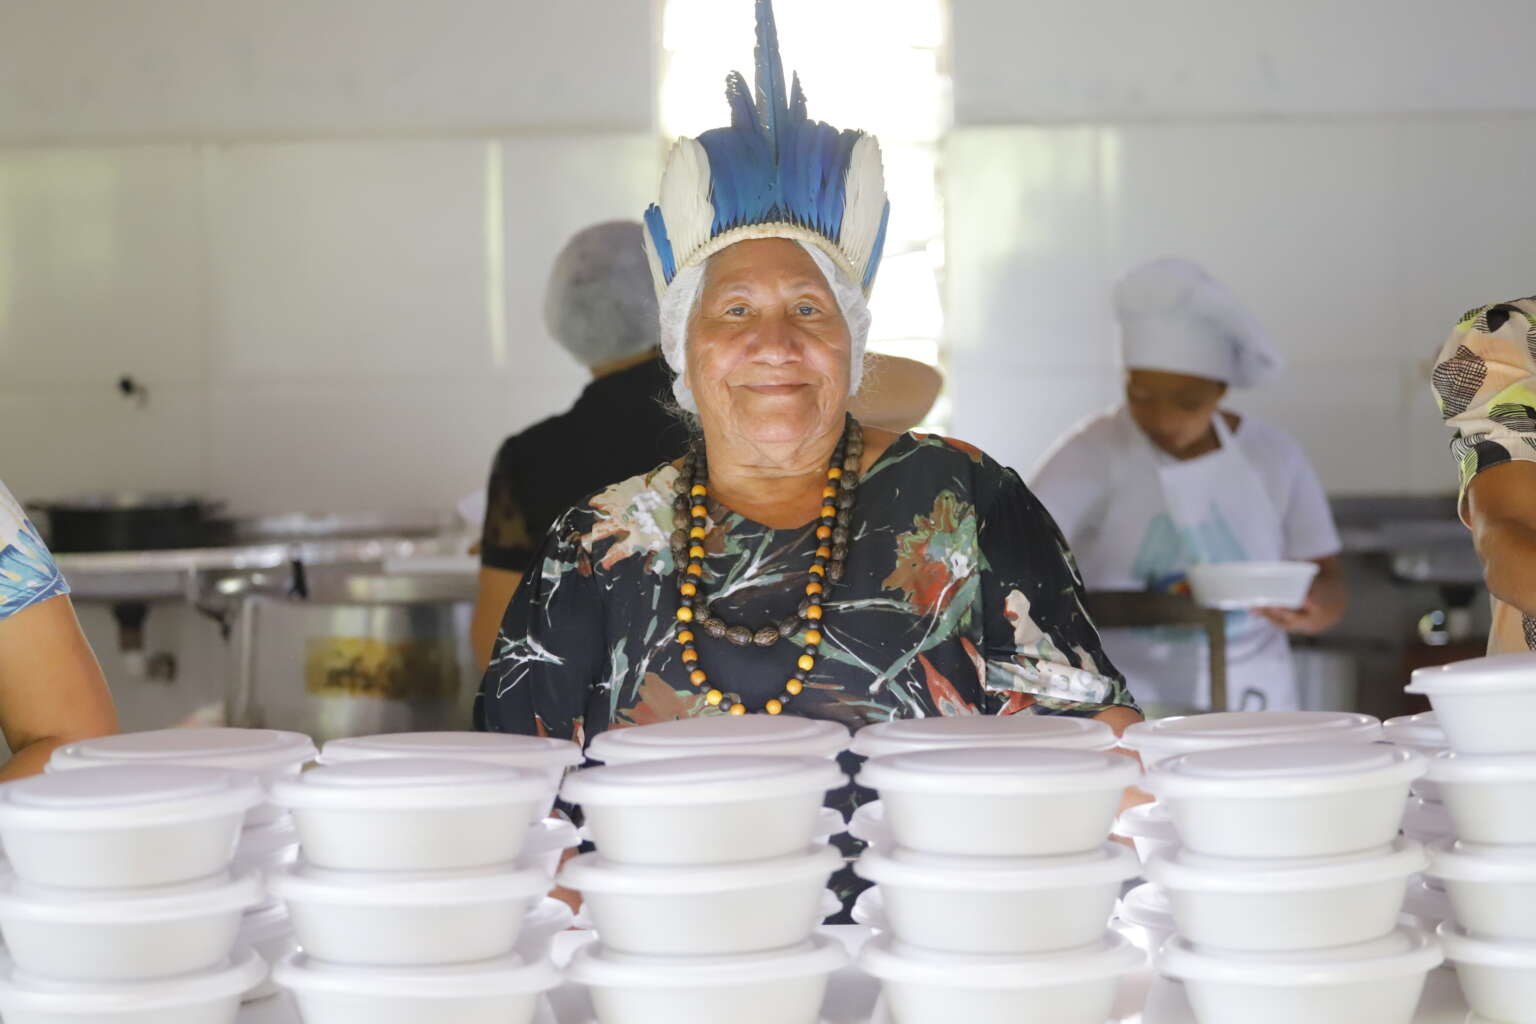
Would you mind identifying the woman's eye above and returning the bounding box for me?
[796,304,818,316]
[725,305,748,317]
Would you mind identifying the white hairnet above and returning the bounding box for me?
[1114,257,1282,388]
[658,242,870,413]
[544,221,659,368]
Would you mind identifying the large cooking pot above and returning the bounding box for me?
[29,494,229,553]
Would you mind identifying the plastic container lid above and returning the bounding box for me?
[850,716,1117,758]
[1382,712,1445,751]
[587,717,850,765]
[48,728,316,775]
[1425,749,1536,783]
[560,845,840,895]
[1123,712,1382,758]
[1119,882,1175,933]
[522,896,574,934]
[857,747,1139,795]
[854,842,1139,891]
[1407,654,1536,695]
[523,817,580,858]
[1148,838,1426,893]
[269,861,549,906]
[561,755,844,807]
[319,732,582,772]
[1436,921,1536,967]
[860,930,1143,987]
[0,947,266,1012]
[1401,796,1453,839]
[1403,878,1453,927]
[0,869,264,923]
[1159,924,1443,985]
[565,933,847,988]
[1148,742,1424,798]
[0,765,262,831]
[235,816,300,860]
[274,952,561,999]
[1114,801,1178,842]
[270,757,549,810]
[1426,838,1536,882]
[239,901,293,946]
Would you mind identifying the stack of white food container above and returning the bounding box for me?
[561,716,852,1024]
[850,718,1144,1024]
[0,764,269,1023]
[47,728,317,1001]
[1407,653,1536,1023]
[1145,740,1442,1024]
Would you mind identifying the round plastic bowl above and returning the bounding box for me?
[47,728,315,826]
[854,842,1139,955]
[317,731,582,798]
[851,886,885,930]
[1438,921,1536,1024]
[856,747,1139,857]
[861,930,1143,1024]
[1157,924,1443,1024]
[847,801,890,849]
[1186,561,1318,611]
[515,897,574,963]
[1426,839,1536,941]
[1383,711,1448,801]
[0,869,262,983]
[269,861,548,966]
[1114,801,1179,864]
[849,715,1116,759]
[0,946,266,1024]
[271,758,550,871]
[1117,882,1176,955]
[1406,654,1536,755]
[587,716,850,764]
[232,817,299,881]
[560,845,838,956]
[560,755,844,866]
[275,952,560,1024]
[239,902,297,1003]
[1147,838,1425,952]
[1403,876,1454,929]
[1400,795,1454,844]
[565,935,847,1024]
[517,818,580,878]
[1145,742,1424,858]
[1424,750,1536,845]
[0,765,261,889]
[1122,711,1382,769]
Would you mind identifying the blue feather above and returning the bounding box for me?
[754,0,790,157]
[862,201,891,291]
[643,206,677,282]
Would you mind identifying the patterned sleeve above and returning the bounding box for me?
[0,481,69,621]
[976,464,1140,717]
[1431,299,1536,514]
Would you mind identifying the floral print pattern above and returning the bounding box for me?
[0,481,68,621]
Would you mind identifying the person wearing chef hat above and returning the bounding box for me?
[1031,257,1347,713]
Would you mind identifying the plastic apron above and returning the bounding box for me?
[1073,410,1297,711]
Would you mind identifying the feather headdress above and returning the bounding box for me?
[642,0,891,299]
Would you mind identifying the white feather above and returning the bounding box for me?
[837,135,888,293]
[656,137,716,281]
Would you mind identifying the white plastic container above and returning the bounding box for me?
[565,935,847,1024]
[0,766,261,889]
[47,728,315,826]
[1383,711,1448,801]
[317,731,582,797]
[1401,794,1454,843]
[1117,882,1176,954]
[587,716,850,764]
[1158,924,1443,1024]
[1437,921,1536,1024]
[561,755,843,866]
[1122,711,1382,769]
[515,897,574,963]
[849,715,1116,758]
[1114,801,1179,864]
[1186,561,1318,610]
[271,758,550,871]
[847,801,890,849]
[560,845,838,956]
[1403,876,1454,929]
[518,818,581,877]
[852,886,884,930]
[0,869,262,983]
[0,946,267,1024]
[232,816,300,881]
[861,931,1143,1024]
[1406,654,1536,755]
[1426,838,1536,941]
[853,842,1139,955]
[1146,742,1424,858]
[1425,750,1536,845]
[269,861,549,966]
[239,902,297,1002]
[1147,838,1425,952]
[856,747,1139,857]
[275,952,560,1024]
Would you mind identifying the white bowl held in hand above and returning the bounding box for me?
[1383,712,1448,802]
[565,935,847,1024]
[1437,921,1536,1024]
[1114,801,1180,864]
[271,758,550,872]
[269,861,549,966]
[560,845,838,956]
[1424,750,1536,845]
[0,766,261,889]
[0,946,267,1024]
[1426,839,1536,941]
[1406,654,1536,755]
[849,715,1116,758]
[586,716,850,765]
[560,755,844,866]
[317,731,582,802]
[1121,711,1382,769]
[854,842,1139,955]
[274,952,560,1024]
[1146,742,1424,858]
[1147,838,1425,952]
[1186,561,1318,611]
[1157,924,1443,1024]
[861,930,1143,1024]
[856,747,1139,858]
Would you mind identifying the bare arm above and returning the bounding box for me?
[0,595,117,780]
[471,567,524,671]
[1258,554,1347,635]
[1466,461,1536,617]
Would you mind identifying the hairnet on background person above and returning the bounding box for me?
[1114,257,1283,389]
[543,221,661,368]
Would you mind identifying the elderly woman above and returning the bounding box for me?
[476,0,1138,747]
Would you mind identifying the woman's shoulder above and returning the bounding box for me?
[554,460,683,568]
[881,431,1032,504]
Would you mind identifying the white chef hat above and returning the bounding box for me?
[1113,257,1283,388]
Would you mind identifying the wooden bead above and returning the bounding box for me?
[675,607,694,623]
[805,605,823,620]
[806,581,823,595]
[689,669,707,686]
[786,679,804,695]
[691,504,708,519]
[691,484,707,497]
[797,654,816,671]
[677,630,694,644]
[805,629,822,645]
[828,467,842,480]
[689,545,706,560]
[689,526,706,539]
[680,582,697,597]
[822,486,838,498]
[728,703,748,716]
[809,564,826,576]
[704,617,728,638]
[820,505,837,518]
[753,627,780,647]
[778,616,801,637]
[816,546,832,559]
[726,625,752,647]
[816,525,832,540]
[765,699,784,715]
[687,562,704,576]
[706,689,723,705]
[681,649,699,663]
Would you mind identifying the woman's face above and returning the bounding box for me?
[1125,369,1228,457]
[685,238,851,448]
